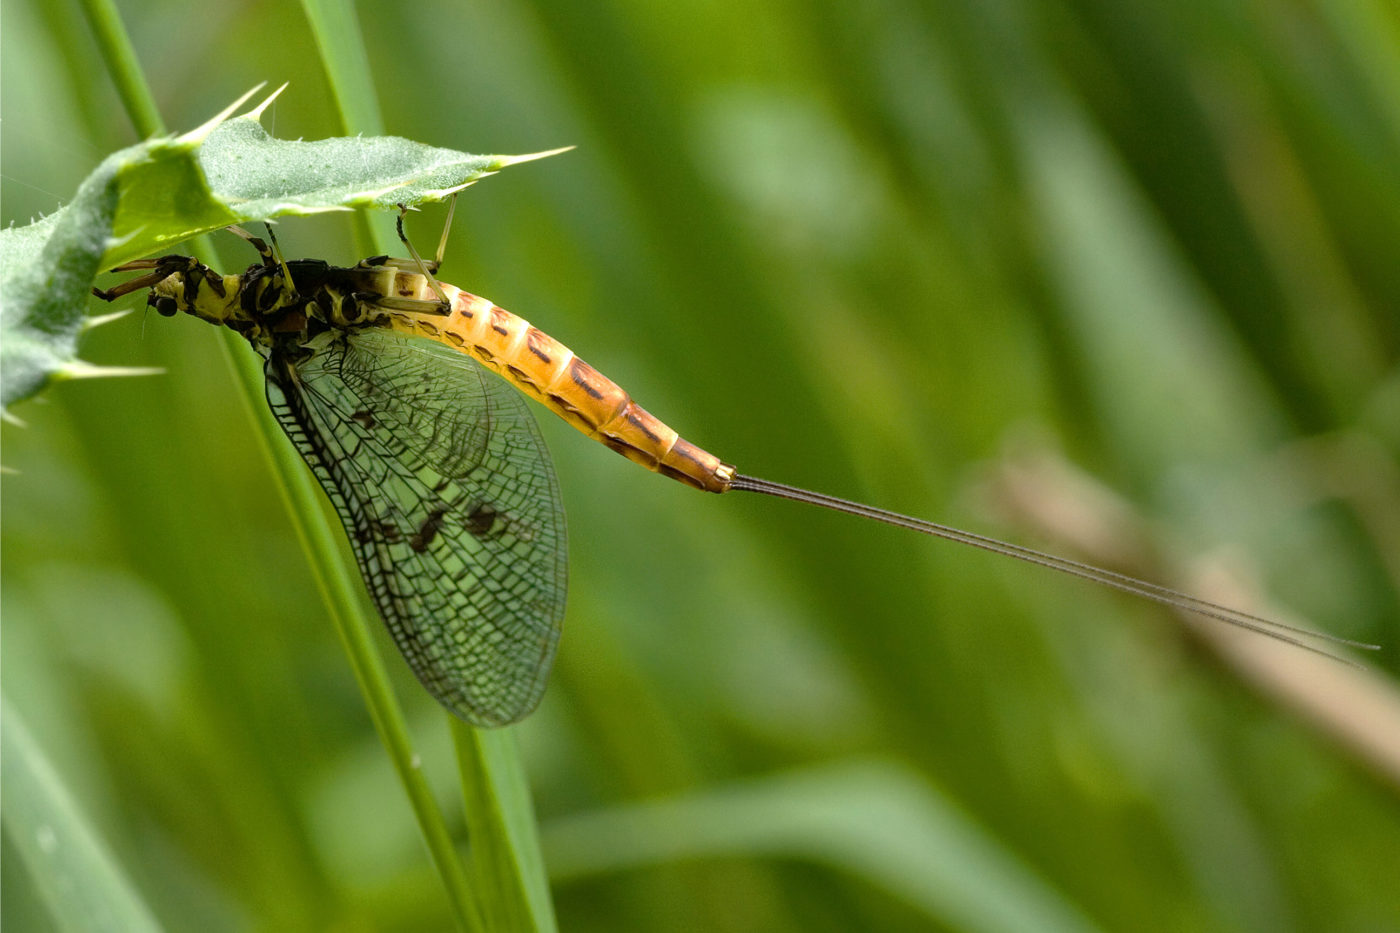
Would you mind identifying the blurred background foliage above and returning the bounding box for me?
[4,0,1400,930]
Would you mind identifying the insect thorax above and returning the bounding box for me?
[151,259,397,347]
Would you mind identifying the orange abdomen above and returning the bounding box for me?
[384,282,734,493]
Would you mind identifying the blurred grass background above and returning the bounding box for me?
[4,0,1400,930]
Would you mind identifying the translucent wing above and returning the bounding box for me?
[264,327,567,726]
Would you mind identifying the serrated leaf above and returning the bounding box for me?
[1,161,126,409]
[0,86,568,409]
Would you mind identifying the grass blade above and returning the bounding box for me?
[1,695,163,933]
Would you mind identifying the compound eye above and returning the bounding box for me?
[152,296,179,317]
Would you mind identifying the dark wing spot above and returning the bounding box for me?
[409,508,448,553]
[351,409,376,429]
[465,503,500,539]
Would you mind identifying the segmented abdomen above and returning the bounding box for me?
[383,282,734,493]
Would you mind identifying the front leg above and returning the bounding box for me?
[355,292,453,315]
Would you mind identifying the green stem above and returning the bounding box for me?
[452,721,559,931]
[79,1,483,929]
[299,1,557,928]
[219,336,483,933]
[73,0,165,138]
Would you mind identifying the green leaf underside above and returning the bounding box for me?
[0,87,566,408]
[199,119,509,216]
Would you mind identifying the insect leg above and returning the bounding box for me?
[394,205,451,313]
[260,224,299,288]
[224,225,278,269]
[92,268,175,302]
[358,294,452,315]
[433,193,457,269]
[91,255,205,302]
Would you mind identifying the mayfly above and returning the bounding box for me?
[94,208,1375,726]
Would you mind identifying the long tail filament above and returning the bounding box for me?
[729,474,1379,663]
